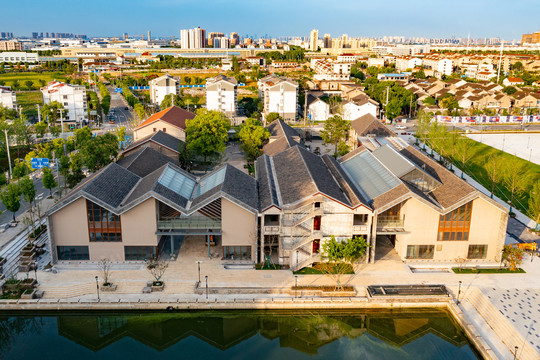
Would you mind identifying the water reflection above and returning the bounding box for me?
[0,309,480,359]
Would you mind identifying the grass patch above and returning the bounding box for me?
[452,267,526,274]
[293,285,355,292]
[16,91,43,117]
[430,138,540,214]
[255,263,284,270]
[0,71,66,84]
[294,263,354,275]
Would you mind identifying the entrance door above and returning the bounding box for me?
[312,239,320,254]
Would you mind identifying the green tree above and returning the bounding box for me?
[423,97,436,106]
[238,118,271,162]
[24,80,34,90]
[503,86,517,95]
[134,103,145,120]
[502,245,524,271]
[0,183,21,222]
[79,133,119,172]
[512,62,523,71]
[454,137,475,178]
[440,94,459,116]
[12,160,29,179]
[320,115,350,158]
[18,176,36,229]
[38,79,46,88]
[74,126,92,147]
[66,152,85,188]
[40,101,64,124]
[265,112,281,123]
[50,125,61,138]
[528,180,540,231]
[42,167,57,197]
[34,122,47,138]
[320,235,370,290]
[503,157,531,213]
[186,109,230,163]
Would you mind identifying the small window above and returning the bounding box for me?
[314,202,321,208]
[153,127,156,132]
[353,214,368,225]
[163,128,166,132]
[264,214,279,226]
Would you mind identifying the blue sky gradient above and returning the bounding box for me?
[3,0,539,40]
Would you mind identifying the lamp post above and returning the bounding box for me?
[205,275,208,300]
[296,249,299,270]
[196,260,202,283]
[33,263,38,284]
[456,281,462,305]
[295,275,298,299]
[95,276,100,302]
[513,346,518,360]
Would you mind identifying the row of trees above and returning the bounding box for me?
[364,79,417,120]
[416,112,539,220]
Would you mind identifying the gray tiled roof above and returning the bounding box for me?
[122,130,183,155]
[221,164,259,211]
[350,114,394,137]
[256,155,280,211]
[82,163,141,208]
[117,147,176,177]
[270,146,350,206]
[262,136,300,156]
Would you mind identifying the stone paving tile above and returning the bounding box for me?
[482,287,540,355]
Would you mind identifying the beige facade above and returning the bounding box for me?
[221,198,257,260]
[134,120,186,141]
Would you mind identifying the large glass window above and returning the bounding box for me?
[124,246,156,261]
[57,246,89,260]
[406,245,434,259]
[468,245,488,259]
[87,200,122,242]
[223,246,251,260]
[438,202,472,241]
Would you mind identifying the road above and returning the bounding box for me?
[102,87,135,133]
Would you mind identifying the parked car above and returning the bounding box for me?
[396,124,406,130]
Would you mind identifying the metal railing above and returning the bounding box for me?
[157,218,221,230]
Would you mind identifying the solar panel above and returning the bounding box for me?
[193,167,226,198]
[342,151,401,201]
[158,167,196,199]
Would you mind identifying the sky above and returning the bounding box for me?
[3,0,539,40]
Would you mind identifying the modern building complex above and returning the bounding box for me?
[258,74,298,122]
[0,86,17,110]
[309,29,319,51]
[149,74,179,105]
[47,117,508,270]
[0,40,22,51]
[311,58,351,81]
[205,75,237,119]
[0,51,39,63]
[41,81,87,124]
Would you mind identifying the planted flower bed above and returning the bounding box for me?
[28,225,47,241]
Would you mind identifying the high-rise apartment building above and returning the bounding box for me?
[208,32,224,47]
[180,27,206,49]
[522,31,540,44]
[323,34,331,48]
[41,81,87,124]
[230,32,240,46]
[309,29,319,51]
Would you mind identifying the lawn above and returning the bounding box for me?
[0,71,66,86]
[452,267,526,274]
[294,263,354,275]
[436,138,540,214]
[16,91,43,118]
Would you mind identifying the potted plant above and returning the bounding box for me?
[21,288,36,299]
[98,258,117,291]
[146,257,168,292]
[20,278,36,290]
[19,261,32,273]
[3,277,21,292]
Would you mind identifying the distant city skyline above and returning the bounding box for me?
[2,0,539,40]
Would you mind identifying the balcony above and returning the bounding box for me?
[264,226,280,234]
[377,216,404,232]
[157,218,221,230]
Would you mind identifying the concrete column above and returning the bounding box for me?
[370,216,378,264]
[170,236,174,257]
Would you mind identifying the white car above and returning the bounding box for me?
[395,124,406,130]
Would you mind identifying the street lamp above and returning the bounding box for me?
[33,263,38,284]
[296,249,299,269]
[95,276,100,302]
[295,275,298,299]
[205,275,208,300]
[196,260,202,283]
[513,346,518,360]
[456,281,462,305]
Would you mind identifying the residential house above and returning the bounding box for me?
[342,96,378,120]
[258,75,298,123]
[206,75,238,119]
[262,119,303,156]
[41,81,87,124]
[307,95,330,122]
[0,86,16,110]
[503,77,525,87]
[133,106,195,141]
[149,74,179,105]
[121,130,184,163]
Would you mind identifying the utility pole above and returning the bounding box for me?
[385,86,390,123]
[59,109,65,139]
[36,104,41,123]
[4,129,12,179]
[303,89,308,127]
[409,95,413,118]
[496,41,504,84]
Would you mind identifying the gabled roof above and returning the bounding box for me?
[206,74,238,85]
[135,106,195,131]
[265,146,350,207]
[350,113,394,138]
[122,130,184,155]
[263,119,303,156]
[117,147,177,177]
